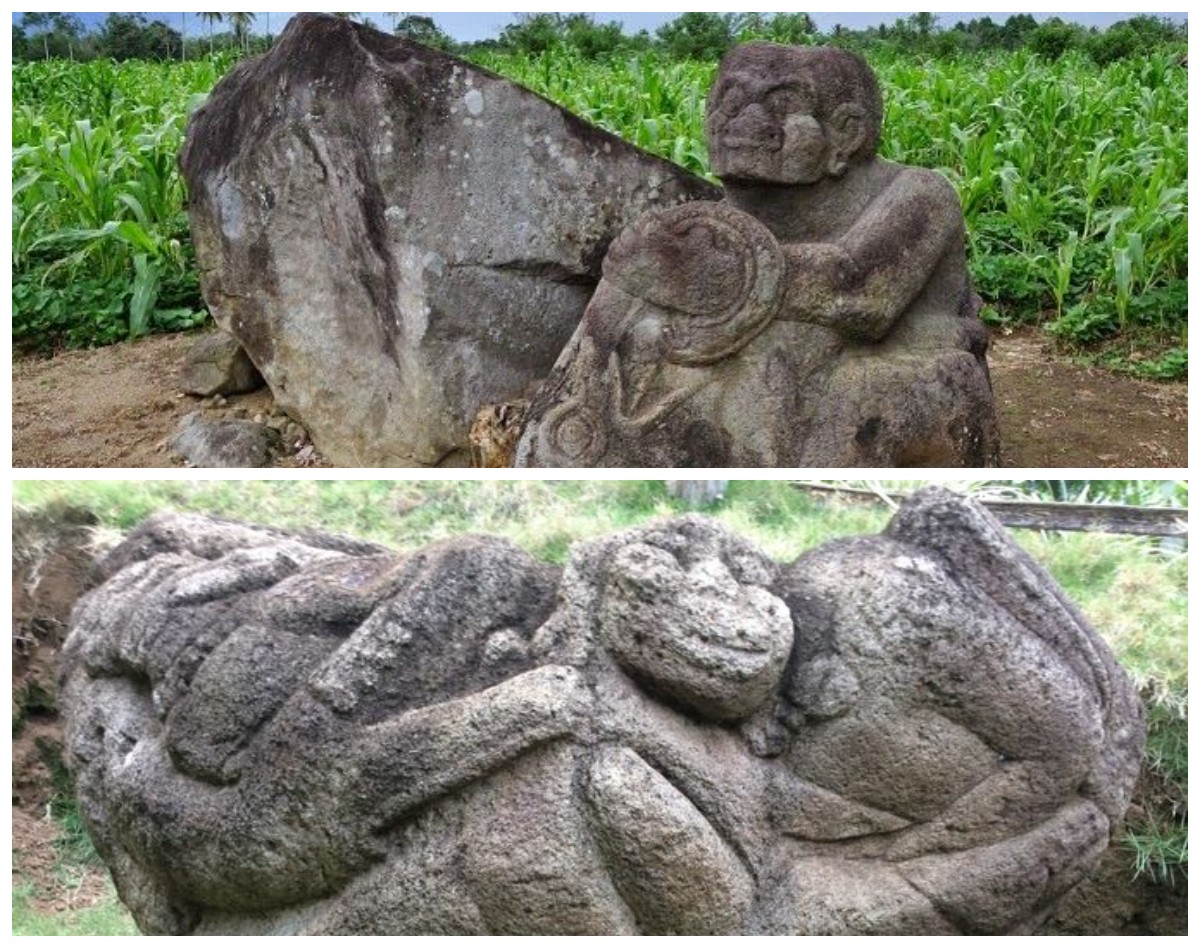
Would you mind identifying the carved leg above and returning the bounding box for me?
[799,350,999,467]
[583,745,755,934]
[897,800,1110,934]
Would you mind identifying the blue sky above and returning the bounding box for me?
[13,11,1188,42]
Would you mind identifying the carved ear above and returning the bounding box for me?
[827,102,867,176]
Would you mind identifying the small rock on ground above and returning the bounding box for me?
[169,412,280,468]
[180,333,264,398]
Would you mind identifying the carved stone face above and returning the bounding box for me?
[709,75,829,184]
[599,542,794,721]
[707,44,881,186]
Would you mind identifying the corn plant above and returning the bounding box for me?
[12,58,219,348]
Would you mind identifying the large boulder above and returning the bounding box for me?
[61,491,1142,934]
[180,13,719,466]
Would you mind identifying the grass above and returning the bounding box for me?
[9,479,1187,931]
[10,479,893,565]
[12,884,139,936]
[11,799,140,936]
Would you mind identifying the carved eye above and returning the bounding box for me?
[720,85,748,116]
[766,87,807,117]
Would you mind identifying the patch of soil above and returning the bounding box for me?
[989,328,1187,467]
[11,327,1188,469]
[12,331,325,469]
[12,506,101,812]
[12,719,67,815]
[1039,843,1188,935]
[11,807,111,914]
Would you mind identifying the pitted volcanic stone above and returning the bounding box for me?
[60,490,1141,934]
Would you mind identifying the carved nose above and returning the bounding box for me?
[722,104,782,151]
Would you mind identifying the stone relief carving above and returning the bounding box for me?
[518,44,1000,467]
[61,490,1140,934]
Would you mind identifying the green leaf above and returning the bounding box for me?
[128,253,160,339]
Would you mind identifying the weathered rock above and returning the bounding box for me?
[180,13,719,466]
[168,412,280,467]
[179,332,263,397]
[518,44,1000,467]
[60,490,1141,934]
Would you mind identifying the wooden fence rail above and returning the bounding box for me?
[789,483,1187,538]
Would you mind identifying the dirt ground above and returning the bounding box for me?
[11,506,114,916]
[11,807,112,914]
[11,327,1188,469]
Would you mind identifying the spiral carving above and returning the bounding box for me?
[603,202,785,367]
[544,401,608,464]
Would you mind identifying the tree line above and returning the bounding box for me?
[12,12,276,62]
[12,12,1186,65]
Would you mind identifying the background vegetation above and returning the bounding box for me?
[11,12,1187,378]
[11,479,1188,934]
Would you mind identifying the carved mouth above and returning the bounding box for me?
[721,135,782,153]
[672,625,776,667]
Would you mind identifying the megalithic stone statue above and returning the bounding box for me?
[61,490,1140,934]
[183,17,1000,468]
[518,44,1001,467]
[180,13,718,467]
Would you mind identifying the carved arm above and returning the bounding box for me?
[777,170,963,343]
[352,664,589,830]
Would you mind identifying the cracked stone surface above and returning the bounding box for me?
[61,489,1142,934]
[180,13,719,466]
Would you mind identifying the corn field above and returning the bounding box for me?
[12,57,229,348]
[12,47,1188,378]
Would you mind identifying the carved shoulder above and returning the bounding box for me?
[881,165,965,236]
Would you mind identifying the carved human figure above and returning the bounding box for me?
[61,496,1141,935]
[518,44,1000,467]
[62,515,786,935]
[61,520,586,933]
[512,507,1138,935]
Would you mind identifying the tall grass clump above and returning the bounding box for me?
[877,50,1186,378]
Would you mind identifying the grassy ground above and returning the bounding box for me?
[10,479,1187,932]
[11,884,139,936]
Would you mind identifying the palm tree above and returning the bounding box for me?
[199,13,222,56]
[227,12,257,54]
[180,12,187,60]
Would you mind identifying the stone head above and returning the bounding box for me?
[706,43,884,185]
[598,540,794,722]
